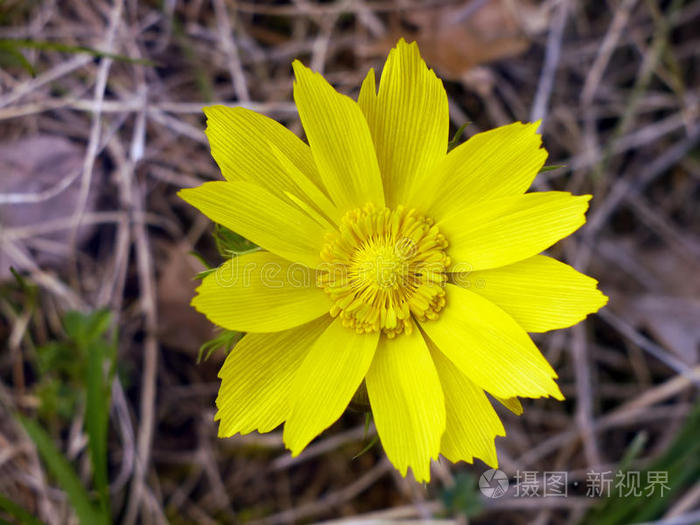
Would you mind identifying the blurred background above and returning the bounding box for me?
[0,0,698,524]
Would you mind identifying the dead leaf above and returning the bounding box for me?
[156,240,218,356]
[369,0,549,81]
[0,135,99,280]
[596,239,700,365]
[615,295,699,366]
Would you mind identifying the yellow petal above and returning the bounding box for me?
[283,190,335,232]
[421,284,563,400]
[494,396,524,416]
[365,329,445,482]
[283,319,379,455]
[430,344,505,468]
[440,192,591,271]
[411,121,546,221]
[292,60,384,213]
[203,105,327,201]
[454,255,608,332]
[358,39,448,207]
[357,67,377,115]
[192,251,331,332]
[179,181,327,267]
[269,141,341,226]
[216,316,332,436]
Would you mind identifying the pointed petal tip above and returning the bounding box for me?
[495,395,525,416]
[177,187,193,201]
[583,287,609,318]
[389,37,423,62]
[579,194,594,216]
[178,182,222,204]
[216,423,231,439]
[483,455,499,470]
[515,384,564,402]
[479,433,504,469]
[358,68,377,106]
[283,429,306,458]
[202,104,221,118]
[292,58,312,78]
[291,60,308,84]
[202,104,246,128]
[551,385,565,401]
[405,464,431,484]
[189,286,200,304]
[509,120,541,131]
[189,290,208,317]
[215,361,227,380]
[414,473,431,484]
[474,440,500,470]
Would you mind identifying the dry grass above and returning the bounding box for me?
[0,1,699,524]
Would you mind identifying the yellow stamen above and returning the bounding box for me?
[318,203,450,337]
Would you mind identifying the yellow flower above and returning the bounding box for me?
[179,39,607,482]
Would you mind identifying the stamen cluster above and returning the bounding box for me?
[318,203,450,337]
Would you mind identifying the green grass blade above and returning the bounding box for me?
[85,341,111,518]
[0,39,154,66]
[0,44,35,76]
[172,16,214,101]
[578,402,700,525]
[18,416,106,525]
[447,122,470,152]
[0,493,47,525]
[538,164,566,173]
[352,435,379,460]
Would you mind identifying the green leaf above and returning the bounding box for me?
[213,224,258,259]
[0,493,47,525]
[36,340,81,379]
[85,340,112,517]
[441,472,484,517]
[188,250,212,271]
[197,330,241,363]
[63,309,111,347]
[194,268,217,280]
[18,416,108,525]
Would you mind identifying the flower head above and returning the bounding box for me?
[179,39,607,482]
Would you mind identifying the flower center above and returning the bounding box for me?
[318,203,450,337]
